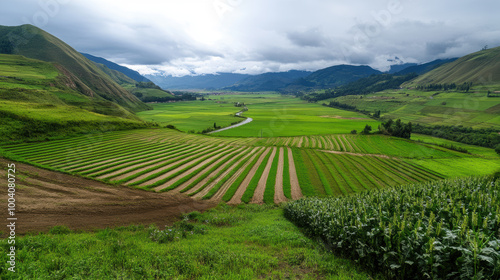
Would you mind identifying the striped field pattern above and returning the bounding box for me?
[1,128,445,203]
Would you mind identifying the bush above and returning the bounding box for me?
[350,130,357,134]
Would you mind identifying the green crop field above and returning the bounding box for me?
[2,121,497,205]
[331,89,500,129]
[138,94,381,137]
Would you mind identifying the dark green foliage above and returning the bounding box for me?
[413,124,500,149]
[495,144,500,155]
[416,82,473,92]
[284,176,500,280]
[361,125,372,135]
[379,119,412,139]
[303,73,418,101]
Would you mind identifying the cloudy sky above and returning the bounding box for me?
[2,0,500,76]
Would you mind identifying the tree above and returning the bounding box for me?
[351,130,357,134]
[214,122,217,129]
[361,125,372,135]
[495,144,500,155]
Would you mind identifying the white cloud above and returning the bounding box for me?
[1,0,500,76]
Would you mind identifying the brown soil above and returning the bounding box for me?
[154,147,235,192]
[274,147,287,204]
[171,148,245,193]
[193,147,258,198]
[139,148,225,188]
[336,135,347,151]
[228,147,271,204]
[342,135,354,152]
[287,148,303,200]
[250,147,277,204]
[210,148,261,201]
[0,157,215,235]
[298,137,304,148]
[324,136,335,150]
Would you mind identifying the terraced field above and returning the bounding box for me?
[1,128,452,203]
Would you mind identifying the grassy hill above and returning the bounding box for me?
[405,46,500,86]
[82,52,151,83]
[0,24,150,112]
[0,54,150,143]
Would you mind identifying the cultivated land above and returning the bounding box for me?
[331,88,500,129]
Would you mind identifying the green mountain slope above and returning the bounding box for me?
[0,54,149,143]
[0,24,150,112]
[405,46,500,86]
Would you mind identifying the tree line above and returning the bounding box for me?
[301,73,418,102]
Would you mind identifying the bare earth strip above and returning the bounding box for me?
[342,135,355,152]
[210,149,262,201]
[170,147,245,193]
[228,147,271,204]
[287,147,303,200]
[153,147,238,192]
[97,145,201,180]
[298,137,304,148]
[323,136,334,150]
[309,137,316,148]
[336,135,347,151]
[250,147,277,204]
[322,150,391,159]
[184,148,252,196]
[347,135,363,153]
[0,158,215,235]
[117,146,214,184]
[138,148,227,187]
[274,147,287,204]
[193,147,259,199]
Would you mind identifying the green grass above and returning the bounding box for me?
[282,148,292,199]
[263,149,279,203]
[241,149,273,203]
[332,90,500,129]
[137,101,243,133]
[0,204,378,279]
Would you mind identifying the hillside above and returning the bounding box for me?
[0,24,149,112]
[82,53,151,83]
[224,70,311,91]
[0,54,149,143]
[146,73,251,90]
[395,58,457,75]
[405,46,500,86]
[283,65,381,92]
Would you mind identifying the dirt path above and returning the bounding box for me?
[210,148,262,201]
[228,147,271,204]
[170,147,245,193]
[193,147,259,199]
[0,158,215,235]
[153,147,236,192]
[250,147,277,204]
[298,137,304,148]
[287,147,303,200]
[274,147,287,204]
[321,150,391,159]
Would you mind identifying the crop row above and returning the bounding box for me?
[292,148,444,197]
[1,129,446,204]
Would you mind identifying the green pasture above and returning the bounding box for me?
[332,90,500,129]
[137,101,243,133]
[208,94,381,137]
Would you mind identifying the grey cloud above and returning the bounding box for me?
[287,29,327,47]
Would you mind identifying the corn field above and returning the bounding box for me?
[284,176,500,279]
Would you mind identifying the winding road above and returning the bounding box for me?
[207,111,253,134]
